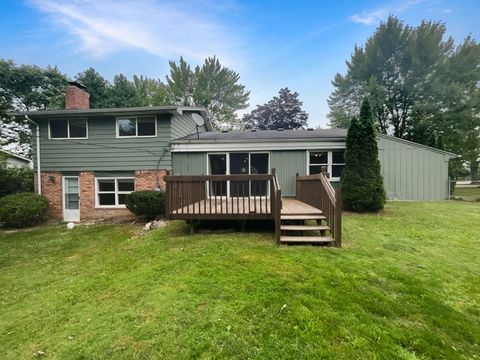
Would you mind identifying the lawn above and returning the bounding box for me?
[1,202,479,359]
[454,185,480,201]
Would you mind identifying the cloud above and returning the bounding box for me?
[349,0,433,26]
[28,0,244,65]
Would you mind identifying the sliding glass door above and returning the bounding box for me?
[208,152,269,197]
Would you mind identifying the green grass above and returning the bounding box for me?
[1,202,479,359]
[454,186,480,201]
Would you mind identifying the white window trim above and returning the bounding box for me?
[95,177,135,208]
[306,150,345,181]
[116,116,157,138]
[48,119,88,140]
[206,152,270,198]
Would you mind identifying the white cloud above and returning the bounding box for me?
[349,0,433,26]
[28,0,244,65]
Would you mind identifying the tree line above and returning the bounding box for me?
[328,16,480,179]
[0,56,309,157]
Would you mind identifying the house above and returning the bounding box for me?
[13,82,213,222]
[13,82,456,244]
[0,149,33,169]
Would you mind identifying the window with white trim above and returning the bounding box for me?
[96,178,135,207]
[49,119,87,139]
[117,116,156,137]
[308,150,345,180]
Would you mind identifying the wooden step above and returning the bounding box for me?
[280,236,334,243]
[281,215,326,220]
[281,225,330,231]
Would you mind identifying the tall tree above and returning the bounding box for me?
[341,99,385,212]
[133,75,169,106]
[0,59,68,156]
[328,16,453,138]
[75,68,110,108]
[243,88,308,130]
[166,56,250,129]
[107,74,141,108]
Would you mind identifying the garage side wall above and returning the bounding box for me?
[378,136,450,200]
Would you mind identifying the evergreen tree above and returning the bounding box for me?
[75,68,110,108]
[341,99,385,212]
[107,74,141,108]
[243,88,308,130]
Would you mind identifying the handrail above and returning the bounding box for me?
[164,171,280,225]
[271,168,282,244]
[295,169,342,247]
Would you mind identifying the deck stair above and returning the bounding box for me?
[279,199,335,245]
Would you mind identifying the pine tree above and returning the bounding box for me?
[340,98,385,212]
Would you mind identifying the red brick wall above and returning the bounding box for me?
[39,170,167,221]
[36,172,63,220]
[65,85,90,110]
[135,170,167,191]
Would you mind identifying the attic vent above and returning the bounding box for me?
[250,129,257,132]
[222,129,228,133]
[307,128,314,131]
[277,128,284,131]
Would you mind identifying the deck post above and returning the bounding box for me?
[164,171,170,220]
[334,188,342,247]
[275,188,282,245]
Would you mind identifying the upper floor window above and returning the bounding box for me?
[116,116,156,137]
[49,119,87,139]
[308,150,345,180]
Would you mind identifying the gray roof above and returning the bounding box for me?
[174,128,348,142]
[9,105,214,131]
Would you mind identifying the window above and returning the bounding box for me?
[308,150,345,180]
[50,119,87,139]
[208,152,269,197]
[117,116,156,137]
[96,178,135,207]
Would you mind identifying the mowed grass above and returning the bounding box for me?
[454,186,480,201]
[1,202,479,359]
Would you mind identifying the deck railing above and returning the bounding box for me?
[164,169,282,223]
[295,169,342,247]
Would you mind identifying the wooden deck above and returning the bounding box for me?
[171,197,321,219]
[164,170,342,246]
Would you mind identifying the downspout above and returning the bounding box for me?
[23,115,41,195]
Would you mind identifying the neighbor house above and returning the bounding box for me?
[0,149,33,169]
[13,83,456,244]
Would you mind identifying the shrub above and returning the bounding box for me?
[340,98,386,212]
[125,190,165,220]
[0,192,49,227]
[0,161,34,198]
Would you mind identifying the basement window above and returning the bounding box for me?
[117,116,157,137]
[96,178,135,207]
[49,119,87,139]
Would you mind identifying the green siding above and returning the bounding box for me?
[377,137,450,200]
[172,141,451,200]
[170,113,206,140]
[33,114,172,171]
[172,153,207,175]
[270,151,306,196]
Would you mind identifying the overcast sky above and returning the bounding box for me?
[1,0,479,127]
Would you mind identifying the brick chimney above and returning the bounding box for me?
[65,81,90,110]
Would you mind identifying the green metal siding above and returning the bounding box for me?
[377,136,450,200]
[270,151,306,196]
[33,114,171,171]
[172,153,207,175]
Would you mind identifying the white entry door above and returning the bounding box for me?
[63,176,80,222]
